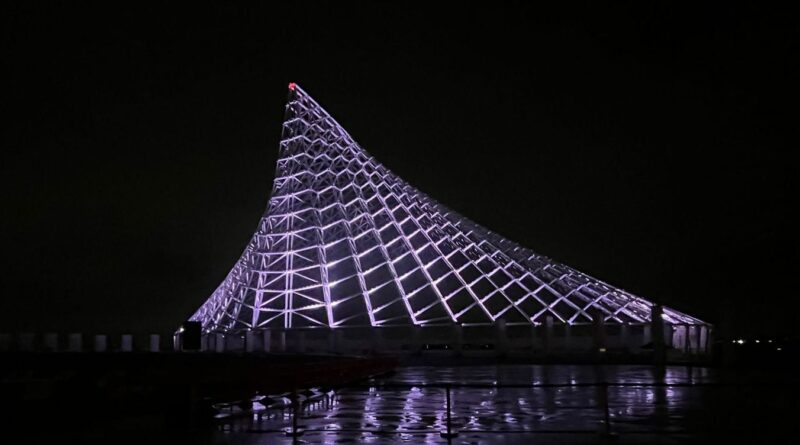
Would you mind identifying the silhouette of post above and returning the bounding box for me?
[214,333,225,352]
[453,324,463,356]
[412,326,423,354]
[43,333,58,352]
[545,315,554,355]
[620,323,629,352]
[495,319,508,355]
[651,304,666,364]
[279,330,287,352]
[120,334,133,352]
[149,334,160,352]
[699,325,709,354]
[591,308,607,353]
[94,334,107,352]
[564,323,572,350]
[68,333,82,352]
[262,330,272,353]
[245,330,258,352]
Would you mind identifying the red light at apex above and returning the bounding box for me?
[288,82,297,90]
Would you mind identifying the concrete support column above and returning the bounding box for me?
[643,325,652,348]
[120,334,133,352]
[43,333,58,352]
[682,325,690,354]
[278,330,287,352]
[453,325,463,356]
[19,333,35,351]
[149,334,160,352]
[650,305,666,364]
[68,333,83,352]
[225,335,244,352]
[295,331,306,353]
[672,325,685,354]
[688,325,699,353]
[262,330,272,353]
[699,325,709,354]
[94,334,108,352]
[495,319,508,355]
[620,324,629,352]
[246,331,258,353]
[591,309,607,352]
[204,334,217,352]
[664,324,674,348]
[564,324,572,351]
[545,316,554,355]
[412,326,422,354]
[530,324,538,352]
[214,333,225,353]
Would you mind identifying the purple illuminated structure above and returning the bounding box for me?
[189,84,704,334]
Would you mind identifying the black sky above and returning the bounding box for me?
[2,2,797,336]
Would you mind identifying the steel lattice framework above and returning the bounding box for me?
[190,84,703,333]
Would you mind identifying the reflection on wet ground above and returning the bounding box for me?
[212,364,793,444]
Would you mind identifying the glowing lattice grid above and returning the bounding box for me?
[190,84,702,332]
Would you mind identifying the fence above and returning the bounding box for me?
[213,378,764,442]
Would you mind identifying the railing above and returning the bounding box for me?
[215,379,762,442]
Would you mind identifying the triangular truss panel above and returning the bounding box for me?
[190,84,703,332]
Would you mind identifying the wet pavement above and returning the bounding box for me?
[210,364,795,444]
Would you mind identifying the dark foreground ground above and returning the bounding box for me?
[0,352,396,444]
[1,352,797,444]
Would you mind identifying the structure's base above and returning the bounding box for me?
[201,323,712,359]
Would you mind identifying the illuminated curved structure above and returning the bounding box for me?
[189,84,704,336]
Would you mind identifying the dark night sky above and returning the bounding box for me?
[2,2,797,336]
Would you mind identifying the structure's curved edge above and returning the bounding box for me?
[186,84,706,334]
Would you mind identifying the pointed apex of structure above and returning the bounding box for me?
[188,85,706,333]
